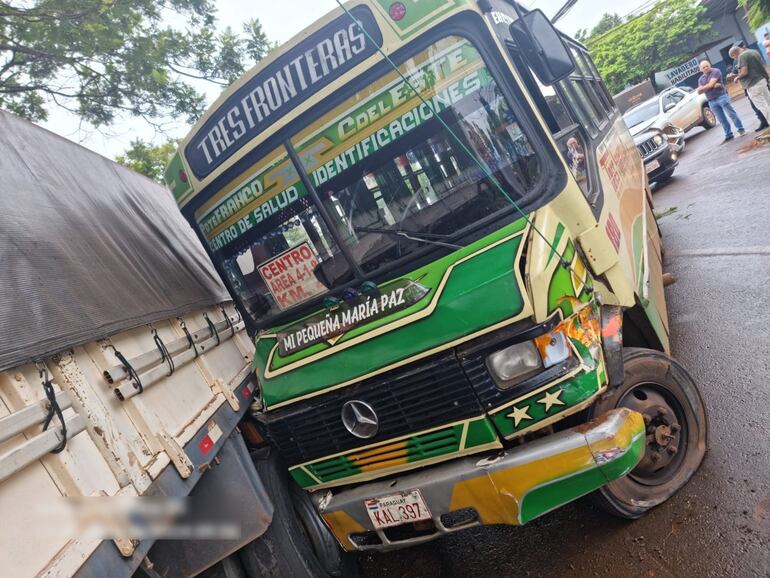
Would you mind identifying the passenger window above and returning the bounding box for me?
[566,46,615,123]
[533,76,574,132]
[557,131,590,196]
[575,79,606,124]
[571,48,592,78]
[584,54,615,114]
[560,80,598,136]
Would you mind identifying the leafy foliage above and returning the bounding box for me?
[116,138,179,181]
[0,1,273,127]
[740,0,770,29]
[575,13,624,43]
[586,0,714,94]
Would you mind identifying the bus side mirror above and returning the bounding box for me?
[510,9,575,85]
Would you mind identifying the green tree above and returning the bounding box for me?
[740,0,770,29]
[0,1,272,126]
[575,13,623,43]
[116,138,179,181]
[591,13,624,39]
[587,0,714,94]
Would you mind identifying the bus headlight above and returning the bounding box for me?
[486,342,543,389]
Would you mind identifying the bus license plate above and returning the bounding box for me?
[365,489,431,529]
[645,159,660,173]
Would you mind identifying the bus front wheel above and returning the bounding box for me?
[589,348,707,519]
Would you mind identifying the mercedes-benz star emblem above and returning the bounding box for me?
[341,400,379,439]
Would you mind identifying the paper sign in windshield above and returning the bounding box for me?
[258,242,326,310]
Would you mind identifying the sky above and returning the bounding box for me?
[40,0,648,159]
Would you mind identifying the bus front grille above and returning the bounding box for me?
[256,353,485,466]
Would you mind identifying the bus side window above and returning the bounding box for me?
[583,52,616,114]
[504,42,572,134]
[533,77,574,133]
[559,131,590,194]
[529,77,593,196]
[558,79,598,137]
[504,44,593,197]
[559,44,616,136]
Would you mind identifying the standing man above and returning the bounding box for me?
[697,60,745,142]
[727,42,769,132]
[729,44,770,126]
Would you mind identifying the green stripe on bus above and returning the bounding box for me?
[465,417,500,448]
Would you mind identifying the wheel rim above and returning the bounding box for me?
[617,382,688,486]
[704,109,716,126]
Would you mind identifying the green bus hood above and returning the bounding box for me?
[254,218,532,408]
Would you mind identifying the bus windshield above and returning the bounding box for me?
[212,36,542,328]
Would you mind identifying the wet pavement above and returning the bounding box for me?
[359,97,770,577]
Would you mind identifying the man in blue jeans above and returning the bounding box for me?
[697,60,745,143]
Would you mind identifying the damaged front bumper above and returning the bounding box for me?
[315,408,645,551]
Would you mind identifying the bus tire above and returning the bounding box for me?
[588,348,707,519]
[239,449,357,577]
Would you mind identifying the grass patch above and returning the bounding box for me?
[654,206,678,220]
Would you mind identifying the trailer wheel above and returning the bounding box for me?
[239,449,356,577]
[589,348,707,519]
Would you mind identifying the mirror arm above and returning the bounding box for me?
[508,1,538,55]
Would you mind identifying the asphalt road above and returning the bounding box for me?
[359,97,770,578]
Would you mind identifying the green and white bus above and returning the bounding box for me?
[167,0,707,571]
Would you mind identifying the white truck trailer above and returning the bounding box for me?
[0,110,276,578]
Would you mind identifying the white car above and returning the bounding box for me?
[623,86,718,153]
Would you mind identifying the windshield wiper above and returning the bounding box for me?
[354,226,462,250]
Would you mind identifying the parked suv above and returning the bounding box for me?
[633,128,679,184]
[624,87,716,184]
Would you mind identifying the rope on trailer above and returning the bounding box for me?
[38,365,67,453]
[221,305,235,338]
[204,313,221,346]
[178,318,200,358]
[150,326,175,377]
[110,345,143,394]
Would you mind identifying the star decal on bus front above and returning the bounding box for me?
[507,405,532,428]
[537,390,565,413]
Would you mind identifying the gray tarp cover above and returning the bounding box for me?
[0,110,230,371]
